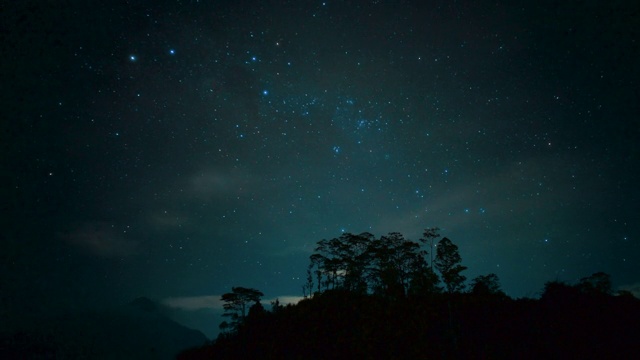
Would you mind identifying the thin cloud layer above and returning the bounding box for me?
[619,282,640,298]
[59,222,137,258]
[163,295,304,311]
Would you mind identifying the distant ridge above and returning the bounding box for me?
[0,297,208,360]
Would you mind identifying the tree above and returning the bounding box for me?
[246,301,267,324]
[541,280,581,304]
[420,227,441,272]
[218,321,231,337]
[410,227,443,297]
[302,267,314,298]
[617,290,636,299]
[341,232,373,293]
[309,232,374,293]
[409,265,442,297]
[368,232,424,298]
[434,237,467,293]
[470,273,505,297]
[221,287,264,331]
[309,231,440,297]
[577,272,612,295]
[271,298,284,313]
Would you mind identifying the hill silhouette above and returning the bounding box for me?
[178,289,640,359]
[1,297,207,359]
[179,231,640,359]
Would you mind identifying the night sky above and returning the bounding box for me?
[3,0,639,337]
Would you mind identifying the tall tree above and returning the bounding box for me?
[342,232,374,293]
[369,232,424,297]
[434,237,467,293]
[420,227,441,271]
[302,267,314,298]
[221,287,264,331]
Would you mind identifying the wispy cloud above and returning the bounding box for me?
[187,167,248,200]
[378,153,594,238]
[146,209,192,230]
[162,295,225,311]
[59,222,137,257]
[265,296,305,305]
[619,282,640,298]
[162,295,304,311]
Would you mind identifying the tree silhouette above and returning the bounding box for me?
[420,227,441,272]
[220,287,264,332]
[218,321,231,337]
[541,280,580,305]
[302,267,314,298]
[368,232,425,298]
[307,231,448,298]
[434,237,467,293]
[617,289,635,298]
[470,273,505,297]
[246,301,267,324]
[310,232,374,293]
[270,298,284,313]
[179,230,640,360]
[408,265,442,296]
[577,271,612,295]
[341,232,373,293]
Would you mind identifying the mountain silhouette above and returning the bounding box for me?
[1,297,207,359]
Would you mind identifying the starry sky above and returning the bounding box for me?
[2,0,639,336]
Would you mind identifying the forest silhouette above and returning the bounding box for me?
[179,229,640,359]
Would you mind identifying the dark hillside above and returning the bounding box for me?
[179,290,640,359]
[180,232,640,359]
[0,298,207,359]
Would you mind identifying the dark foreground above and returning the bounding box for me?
[179,289,640,359]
